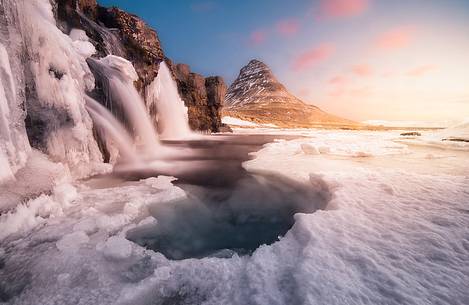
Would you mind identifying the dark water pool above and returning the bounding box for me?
[125,134,332,260]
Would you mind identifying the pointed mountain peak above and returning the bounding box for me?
[225,59,293,107]
[224,60,358,128]
[240,59,273,78]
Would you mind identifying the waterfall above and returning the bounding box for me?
[146,62,192,139]
[0,0,31,183]
[85,96,140,164]
[0,0,196,182]
[76,11,126,57]
[0,43,20,182]
[87,55,161,157]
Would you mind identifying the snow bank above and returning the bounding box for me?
[436,119,469,141]
[396,119,469,151]
[0,174,189,304]
[222,116,279,128]
[0,181,78,241]
[222,116,259,127]
[363,119,451,128]
[260,130,410,158]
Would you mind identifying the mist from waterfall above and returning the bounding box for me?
[147,62,192,139]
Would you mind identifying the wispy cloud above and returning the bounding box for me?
[318,0,370,19]
[328,75,348,97]
[406,64,437,77]
[351,63,373,77]
[292,43,336,71]
[249,30,267,46]
[374,26,416,51]
[329,75,348,85]
[276,19,300,37]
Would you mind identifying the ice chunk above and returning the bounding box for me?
[53,183,78,207]
[56,231,89,253]
[143,176,177,190]
[100,236,133,260]
[301,143,320,155]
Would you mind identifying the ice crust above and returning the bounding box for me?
[1,130,468,305]
[396,120,469,151]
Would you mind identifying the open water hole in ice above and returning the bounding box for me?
[124,134,332,260]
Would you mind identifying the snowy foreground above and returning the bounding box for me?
[1,128,469,305]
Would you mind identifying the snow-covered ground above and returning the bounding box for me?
[1,128,468,305]
[222,116,278,128]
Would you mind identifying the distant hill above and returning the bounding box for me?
[224,59,359,128]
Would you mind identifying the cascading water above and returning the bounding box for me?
[0,0,31,183]
[75,11,126,57]
[0,43,30,183]
[85,96,140,164]
[0,0,195,181]
[146,62,192,139]
[87,55,161,157]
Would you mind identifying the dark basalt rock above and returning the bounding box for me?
[400,132,421,136]
[96,6,164,91]
[442,137,469,143]
[172,63,228,132]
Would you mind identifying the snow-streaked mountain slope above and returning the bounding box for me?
[224,60,358,128]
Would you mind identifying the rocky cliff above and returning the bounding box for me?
[172,63,227,131]
[224,60,358,128]
[55,0,225,133]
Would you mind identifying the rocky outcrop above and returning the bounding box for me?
[173,63,228,132]
[55,0,224,132]
[96,7,164,92]
[56,0,164,91]
[224,59,358,128]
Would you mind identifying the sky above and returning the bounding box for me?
[98,0,469,123]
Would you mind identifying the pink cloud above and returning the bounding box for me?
[293,43,336,71]
[318,0,369,19]
[406,65,437,77]
[328,75,348,97]
[374,26,416,51]
[276,19,300,37]
[351,63,373,77]
[249,30,267,45]
[329,75,348,85]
